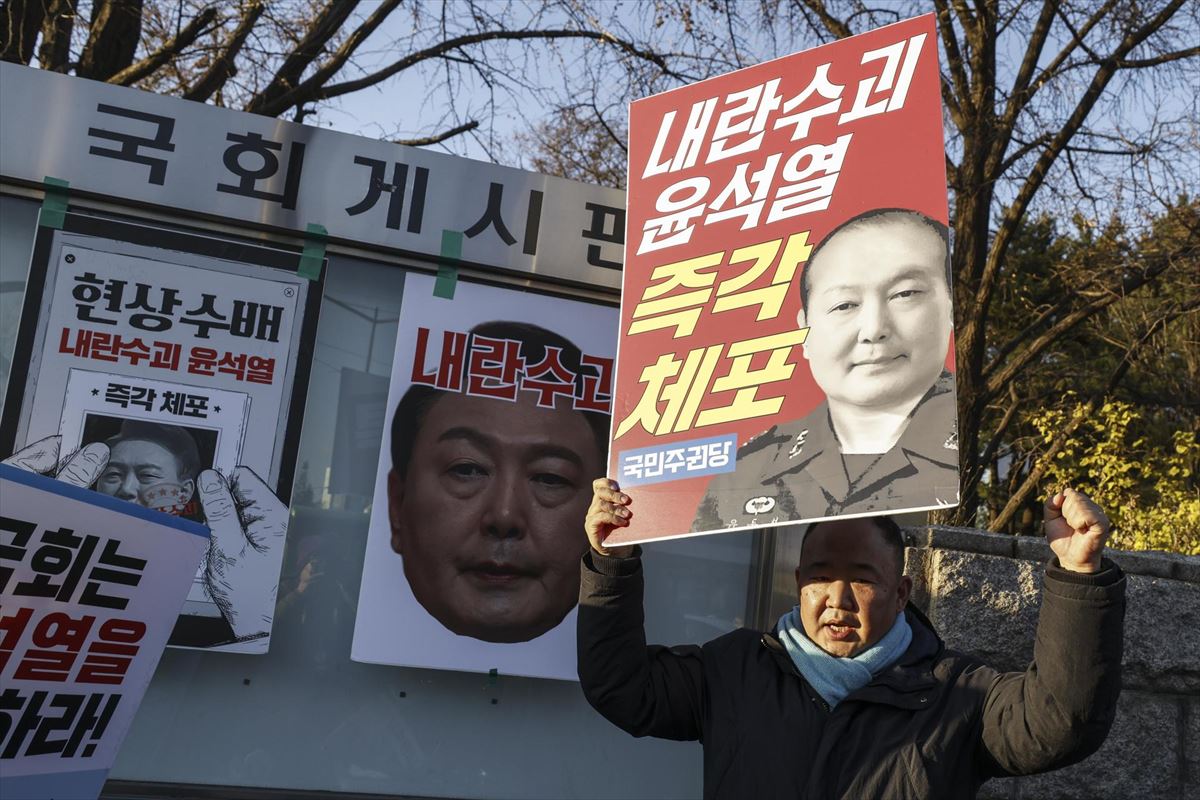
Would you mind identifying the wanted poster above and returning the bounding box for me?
[352,274,616,680]
[609,14,959,545]
[1,213,322,653]
[0,464,209,800]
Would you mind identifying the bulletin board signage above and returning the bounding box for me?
[1,212,323,653]
[0,61,626,290]
[608,14,960,545]
[0,464,209,800]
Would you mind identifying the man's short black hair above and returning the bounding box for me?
[105,420,202,481]
[389,320,611,478]
[799,208,952,313]
[805,515,906,580]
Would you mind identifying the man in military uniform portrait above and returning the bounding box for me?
[693,208,958,531]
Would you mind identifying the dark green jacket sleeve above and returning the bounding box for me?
[577,548,705,742]
[979,558,1126,776]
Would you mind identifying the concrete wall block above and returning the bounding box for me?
[902,546,933,615]
[1185,697,1199,800]
[911,524,1199,583]
[1122,575,1200,693]
[1109,549,1200,582]
[927,550,1042,673]
[922,525,1016,558]
[978,776,1018,800]
[1015,691,1180,800]
[1013,536,1052,565]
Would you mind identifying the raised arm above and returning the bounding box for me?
[979,489,1126,776]
[577,478,705,741]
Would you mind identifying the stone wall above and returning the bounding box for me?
[903,525,1199,800]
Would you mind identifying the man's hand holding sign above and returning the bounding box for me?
[585,478,634,558]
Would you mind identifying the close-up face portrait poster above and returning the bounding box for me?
[352,273,616,680]
[608,13,960,546]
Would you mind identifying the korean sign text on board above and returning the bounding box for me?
[0,62,626,288]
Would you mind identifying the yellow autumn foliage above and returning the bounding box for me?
[1030,399,1200,556]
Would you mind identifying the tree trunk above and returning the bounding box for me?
[37,0,74,72]
[78,0,143,80]
[0,0,46,64]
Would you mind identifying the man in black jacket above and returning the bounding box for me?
[579,482,1125,799]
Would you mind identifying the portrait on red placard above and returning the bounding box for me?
[609,13,959,545]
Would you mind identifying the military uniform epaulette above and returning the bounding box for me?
[736,425,789,459]
[693,372,961,531]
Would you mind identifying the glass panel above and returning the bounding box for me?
[111,252,758,798]
[0,194,40,411]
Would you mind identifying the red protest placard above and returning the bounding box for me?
[609,14,959,545]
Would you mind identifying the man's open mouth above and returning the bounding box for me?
[823,620,858,639]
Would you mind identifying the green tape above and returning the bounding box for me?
[488,668,499,686]
[434,229,463,299]
[298,223,327,280]
[40,177,69,229]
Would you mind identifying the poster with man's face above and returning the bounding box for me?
[608,13,959,545]
[352,274,616,680]
[0,214,322,653]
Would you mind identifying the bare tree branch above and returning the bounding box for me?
[244,0,360,114]
[975,0,1188,345]
[1017,1,1117,117]
[248,0,402,117]
[983,293,1075,381]
[395,120,480,147]
[961,384,1023,515]
[991,298,1200,531]
[983,258,1173,402]
[983,0,1057,173]
[932,0,972,125]
[997,131,1055,175]
[108,5,219,86]
[797,0,854,39]
[316,28,687,103]
[183,0,266,103]
[1115,45,1200,67]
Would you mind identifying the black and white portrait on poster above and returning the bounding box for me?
[0,213,322,653]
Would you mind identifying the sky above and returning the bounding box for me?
[289,1,1197,226]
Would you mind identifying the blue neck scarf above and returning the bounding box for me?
[776,607,912,709]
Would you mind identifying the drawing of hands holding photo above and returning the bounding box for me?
[3,435,288,642]
[3,433,110,488]
[194,467,288,641]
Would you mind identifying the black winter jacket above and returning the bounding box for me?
[578,550,1125,800]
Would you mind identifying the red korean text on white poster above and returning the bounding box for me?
[609,14,959,545]
[0,215,323,653]
[352,274,616,681]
